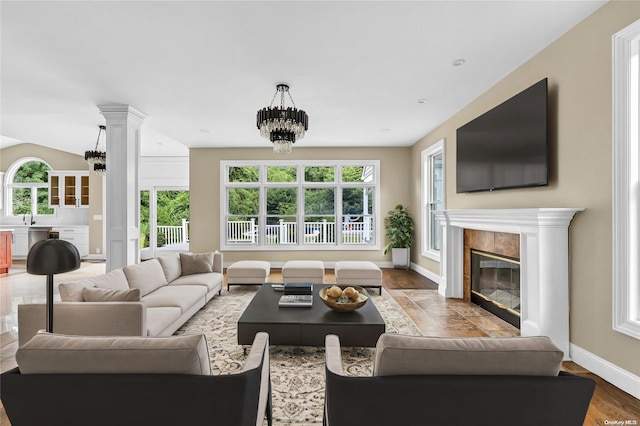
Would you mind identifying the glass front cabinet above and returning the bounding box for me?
[49,171,89,208]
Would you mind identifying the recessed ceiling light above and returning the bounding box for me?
[418,98,428,103]
[380,129,390,132]
[452,59,466,67]
[199,129,210,133]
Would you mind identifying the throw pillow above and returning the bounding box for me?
[180,252,213,275]
[82,287,141,302]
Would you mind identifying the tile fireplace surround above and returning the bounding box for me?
[434,208,583,359]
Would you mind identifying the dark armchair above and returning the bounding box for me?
[324,333,595,426]
[1,332,271,426]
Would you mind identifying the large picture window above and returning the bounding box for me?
[221,161,380,250]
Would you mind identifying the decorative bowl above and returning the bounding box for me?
[319,285,368,312]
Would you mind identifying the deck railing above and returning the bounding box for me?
[157,219,190,246]
[226,218,374,245]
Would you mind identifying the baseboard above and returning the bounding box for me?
[570,343,640,399]
[410,262,441,285]
[83,254,106,261]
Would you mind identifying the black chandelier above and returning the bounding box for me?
[85,125,106,175]
[256,84,308,155]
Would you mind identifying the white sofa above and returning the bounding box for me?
[18,252,224,346]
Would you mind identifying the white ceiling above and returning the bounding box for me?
[0,1,606,157]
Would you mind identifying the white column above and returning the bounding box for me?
[98,105,147,272]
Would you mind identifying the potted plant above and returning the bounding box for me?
[383,204,414,269]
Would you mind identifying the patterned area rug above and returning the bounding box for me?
[177,286,421,425]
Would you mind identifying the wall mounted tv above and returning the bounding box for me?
[456,78,548,193]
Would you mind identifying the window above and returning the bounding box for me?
[421,140,445,260]
[4,158,54,216]
[221,161,379,250]
[613,19,640,340]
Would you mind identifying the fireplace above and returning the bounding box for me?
[471,250,520,328]
[434,208,583,359]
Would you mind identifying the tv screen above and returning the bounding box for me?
[456,78,548,193]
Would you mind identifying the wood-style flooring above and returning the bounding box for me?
[1,266,639,425]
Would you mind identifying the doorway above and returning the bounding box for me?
[140,187,190,260]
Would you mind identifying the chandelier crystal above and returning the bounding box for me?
[256,84,308,154]
[85,125,106,165]
[93,163,106,176]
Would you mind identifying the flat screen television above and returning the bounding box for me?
[456,78,548,193]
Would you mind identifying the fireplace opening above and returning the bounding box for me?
[471,250,521,329]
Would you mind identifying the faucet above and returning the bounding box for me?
[30,213,36,225]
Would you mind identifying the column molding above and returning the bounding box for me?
[98,104,147,272]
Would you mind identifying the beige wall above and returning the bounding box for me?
[1,143,103,256]
[411,1,640,375]
[1,143,86,171]
[189,146,411,264]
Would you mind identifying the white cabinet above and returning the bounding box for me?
[10,228,28,258]
[52,226,89,258]
[49,172,89,208]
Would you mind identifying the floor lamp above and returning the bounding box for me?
[26,238,81,333]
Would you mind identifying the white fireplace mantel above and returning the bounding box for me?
[434,208,584,358]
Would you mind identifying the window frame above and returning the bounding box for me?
[4,157,56,217]
[421,139,445,261]
[220,160,380,251]
[613,19,640,340]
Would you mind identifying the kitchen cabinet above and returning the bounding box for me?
[9,228,28,258]
[0,230,12,273]
[52,226,89,257]
[49,172,89,208]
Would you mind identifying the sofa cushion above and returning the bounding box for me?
[146,307,182,336]
[16,332,211,375]
[82,287,141,302]
[123,259,168,297]
[59,269,129,302]
[168,272,224,293]
[157,253,182,282]
[373,334,563,377]
[180,252,213,275]
[141,285,206,312]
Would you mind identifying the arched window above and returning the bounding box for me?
[5,158,54,216]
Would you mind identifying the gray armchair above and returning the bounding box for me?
[324,333,595,426]
[1,332,271,426]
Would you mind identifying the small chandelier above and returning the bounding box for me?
[85,125,106,166]
[93,162,106,176]
[256,84,308,155]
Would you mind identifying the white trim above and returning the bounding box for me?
[570,343,640,400]
[411,262,441,285]
[612,19,640,340]
[421,139,445,261]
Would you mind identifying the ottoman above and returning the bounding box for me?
[334,261,382,294]
[282,260,325,284]
[226,260,271,291]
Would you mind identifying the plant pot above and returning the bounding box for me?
[392,247,410,269]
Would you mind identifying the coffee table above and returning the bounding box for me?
[237,284,386,347]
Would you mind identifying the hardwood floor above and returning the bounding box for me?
[1,266,638,425]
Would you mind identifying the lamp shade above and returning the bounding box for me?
[27,239,81,275]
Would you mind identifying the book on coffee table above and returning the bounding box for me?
[283,283,313,295]
[279,294,313,307]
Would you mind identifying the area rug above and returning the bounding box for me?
[176,286,421,426]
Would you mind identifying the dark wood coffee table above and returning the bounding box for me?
[237,284,386,347]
